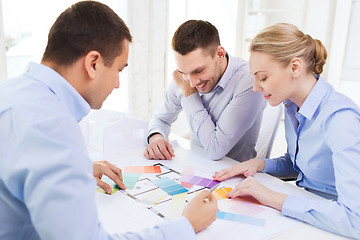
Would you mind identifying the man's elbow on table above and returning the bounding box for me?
[203,146,228,161]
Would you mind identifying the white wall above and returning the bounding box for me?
[342,0,360,81]
[0,0,7,81]
[127,0,169,121]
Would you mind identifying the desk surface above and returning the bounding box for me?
[90,132,349,240]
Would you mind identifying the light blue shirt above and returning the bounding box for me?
[0,62,195,240]
[263,76,360,238]
[148,54,265,162]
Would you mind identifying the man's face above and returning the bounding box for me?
[174,47,223,94]
[90,40,129,109]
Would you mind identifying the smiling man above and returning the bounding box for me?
[144,20,265,162]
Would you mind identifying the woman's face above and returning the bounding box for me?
[249,52,295,106]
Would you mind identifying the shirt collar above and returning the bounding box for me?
[298,76,329,120]
[216,53,232,90]
[199,53,238,96]
[283,76,330,120]
[24,62,90,122]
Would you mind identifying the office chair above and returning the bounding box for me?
[255,103,283,159]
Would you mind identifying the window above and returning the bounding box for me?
[1,0,129,112]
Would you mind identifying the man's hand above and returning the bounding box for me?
[93,160,126,194]
[212,158,265,181]
[144,133,175,160]
[183,190,218,233]
[173,71,197,97]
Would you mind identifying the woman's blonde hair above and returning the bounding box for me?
[249,23,327,75]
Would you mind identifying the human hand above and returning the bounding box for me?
[173,70,197,97]
[144,133,175,160]
[93,160,126,194]
[183,190,218,233]
[212,158,265,181]
[227,176,287,211]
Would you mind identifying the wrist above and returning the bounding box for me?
[268,191,287,211]
[256,159,266,172]
[183,89,197,97]
[148,133,162,143]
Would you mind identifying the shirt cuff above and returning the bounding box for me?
[261,158,275,173]
[157,216,196,240]
[282,195,308,222]
[147,129,168,143]
[181,93,204,116]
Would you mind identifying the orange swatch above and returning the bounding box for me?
[124,166,161,173]
[212,187,232,200]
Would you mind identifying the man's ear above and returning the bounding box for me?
[84,51,101,79]
[216,46,226,59]
[290,57,303,78]
[216,46,226,65]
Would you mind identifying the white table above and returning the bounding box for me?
[83,111,348,239]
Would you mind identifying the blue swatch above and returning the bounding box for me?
[216,211,266,227]
[151,177,189,196]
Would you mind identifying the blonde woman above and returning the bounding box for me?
[213,23,360,238]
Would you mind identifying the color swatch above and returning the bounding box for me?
[96,185,120,195]
[96,175,120,195]
[141,188,168,205]
[216,211,266,227]
[123,172,141,190]
[179,174,220,188]
[124,166,162,173]
[180,166,194,188]
[212,187,232,199]
[151,177,189,196]
[168,192,188,219]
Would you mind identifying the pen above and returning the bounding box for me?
[204,183,220,203]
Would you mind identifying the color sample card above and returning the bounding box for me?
[96,175,120,195]
[124,166,162,173]
[96,185,120,195]
[151,177,189,196]
[123,172,141,190]
[168,192,188,219]
[179,174,220,188]
[216,211,266,227]
[140,188,168,205]
[180,166,194,188]
[212,187,232,200]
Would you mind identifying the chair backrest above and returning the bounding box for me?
[255,103,283,159]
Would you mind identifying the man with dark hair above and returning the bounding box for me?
[0,2,217,239]
[145,20,265,162]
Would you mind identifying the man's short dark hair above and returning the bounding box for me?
[42,1,132,66]
[171,20,220,56]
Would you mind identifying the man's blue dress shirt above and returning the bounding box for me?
[148,54,266,162]
[0,62,195,240]
[263,76,360,238]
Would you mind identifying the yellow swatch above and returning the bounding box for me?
[168,192,188,219]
